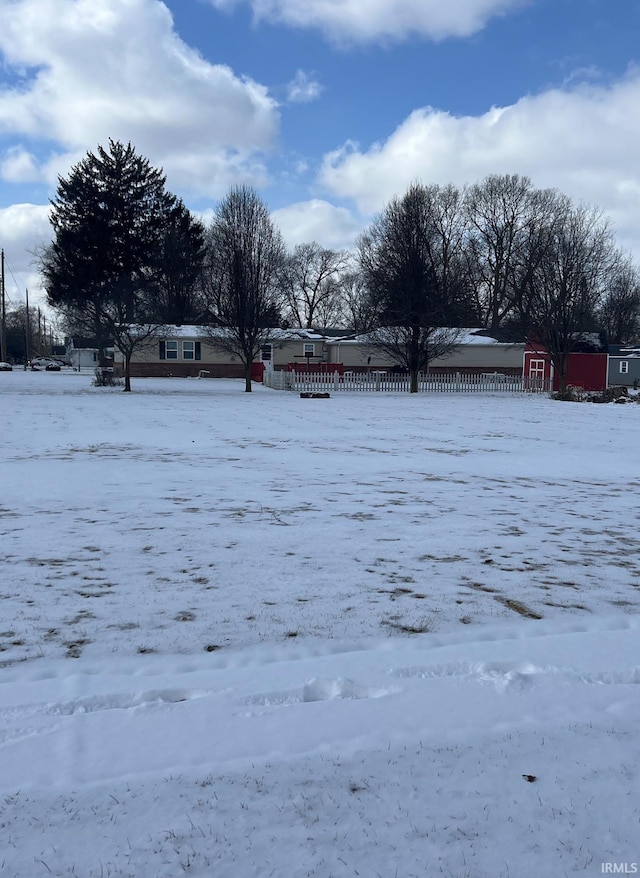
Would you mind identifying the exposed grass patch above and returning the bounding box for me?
[380,586,415,599]
[65,639,91,658]
[418,554,466,563]
[67,610,96,625]
[467,583,500,594]
[496,597,543,619]
[543,601,590,611]
[382,616,433,635]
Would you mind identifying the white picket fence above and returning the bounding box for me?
[263,370,551,394]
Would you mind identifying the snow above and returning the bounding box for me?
[1,371,639,877]
[153,325,326,340]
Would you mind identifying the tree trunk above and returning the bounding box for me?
[244,361,252,392]
[409,369,419,393]
[124,353,132,392]
[557,353,568,394]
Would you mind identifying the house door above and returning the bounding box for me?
[261,343,273,371]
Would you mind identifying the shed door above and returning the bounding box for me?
[528,359,546,380]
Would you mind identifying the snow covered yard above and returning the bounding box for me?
[1,372,639,877]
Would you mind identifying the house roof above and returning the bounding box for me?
[125,324,525,347]
[609,344,640,358]
[527,332,608,354]
[310,328,354,338]
[156,325,336,342]
[266,328,328,341]
[326,328,524,347]
[570,332,608,353]
[66,337,100,349]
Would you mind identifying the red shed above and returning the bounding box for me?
[524,335,608,392]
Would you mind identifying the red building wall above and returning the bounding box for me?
[524,345,608,391]
[557,353,607,391]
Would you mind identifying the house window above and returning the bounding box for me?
[182,341,201,361]
[303,343,315,356]
[160,340,179,360]
[261,344,272,361]
[620,361,629,374]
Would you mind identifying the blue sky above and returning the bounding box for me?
[0,0,639,309]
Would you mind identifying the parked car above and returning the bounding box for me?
[0,361,12,371]
[30,357,62,371]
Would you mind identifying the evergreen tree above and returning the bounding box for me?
[41,139,177,390]
[143,199,207,326]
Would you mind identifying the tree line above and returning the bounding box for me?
[40,140,640,392]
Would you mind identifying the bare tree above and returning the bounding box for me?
[598,255,640,344]
[516,198,616,393]
[464,174,534,329]
[202,185,286,392]
[358,182,470,392]
[335,263,376,333]
[3,303,40,362]
[49,287,160,391]
[279,242,349,328]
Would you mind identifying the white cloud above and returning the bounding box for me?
[286,70,323,104]
[1,146,41,183]
[208,0,527,44]
[0,203,51,307]
[0,0,280,196]
[319,71,640,258]
[0,203,50,257]
[272,199,361,250]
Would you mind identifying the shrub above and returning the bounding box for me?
[93,367,123,387]
[551,385,586,402]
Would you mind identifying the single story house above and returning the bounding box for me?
[115,326,531,381]
[323,329,525,375]
[114,327,333,379]
[65,337,101,369]
[607,345,640,388]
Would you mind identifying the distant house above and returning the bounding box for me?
[114,326,532,381]
[608,345,640,388]
[324,329,525,376]
[523,334,609,392]
[115,327,334,379]
[65,337,100,369]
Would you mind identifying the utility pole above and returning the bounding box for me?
[25,288,31,364]
[0,249,6,362]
